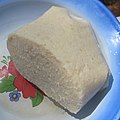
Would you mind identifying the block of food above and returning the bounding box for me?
[7,7,108,113]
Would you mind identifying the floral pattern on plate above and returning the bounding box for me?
[0,55,45,107]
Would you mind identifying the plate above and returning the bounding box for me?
[0,0,120,120]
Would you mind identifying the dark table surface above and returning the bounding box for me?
[101,0,120,17]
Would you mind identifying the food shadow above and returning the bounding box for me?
[70,74,113,119]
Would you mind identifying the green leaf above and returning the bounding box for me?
[7,56,13,61]
[0,76,16,93]
[30,90,44,107]
[1,60,8,65]
[3,56,7,60]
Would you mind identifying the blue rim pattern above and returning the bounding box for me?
[0,0,120,120]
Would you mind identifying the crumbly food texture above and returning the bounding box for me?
[7,7,108,113]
